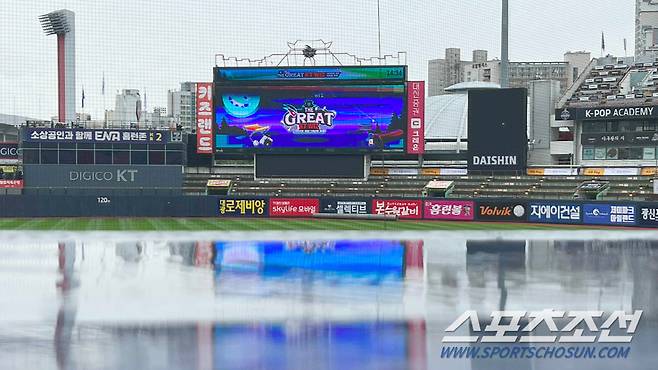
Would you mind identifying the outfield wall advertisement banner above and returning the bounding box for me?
[528,202,581,224]
[423,200,475,220]
[372,199,422,219]
[0,180,23,189]
[219,198,268,217]
[406,81,425,155]
[476,201,527,221]
[320,198,370,215]
[583,204,636,226]
[639,206,658,226]
[269,198,319,217]
[195,82,214,154]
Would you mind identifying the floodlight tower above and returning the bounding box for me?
[39,9,75,123]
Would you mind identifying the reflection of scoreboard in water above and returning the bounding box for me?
[213,239,423,278]
[212,66,409,153]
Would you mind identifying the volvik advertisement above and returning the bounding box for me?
[476,201,527,221]
[467,89,527,172]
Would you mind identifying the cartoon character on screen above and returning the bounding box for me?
[243,124,274,147]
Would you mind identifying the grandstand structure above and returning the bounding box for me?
[556,56,658,168]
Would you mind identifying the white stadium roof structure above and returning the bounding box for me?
[424,81,500,152]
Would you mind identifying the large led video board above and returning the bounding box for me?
[213,66,407,152]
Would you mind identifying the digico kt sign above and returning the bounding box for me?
[69,169,138,182]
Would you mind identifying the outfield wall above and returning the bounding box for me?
[0,195,656,227]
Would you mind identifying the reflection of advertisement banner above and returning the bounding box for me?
[0,180,23,189]
[407,81,425,154]
[320,198,370,215]
[215,66,406,83]
[218,198,268,217]
[639,205,658,226]
[528,202,581,224]
[196,82,214,154]
[476,201,527,221]
[423,200,475,220]
[23,128,176,144]
[269,198,319,217]
[372,200,422,219]
[583,204,636,225]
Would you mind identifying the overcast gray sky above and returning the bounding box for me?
[1,0,634,120]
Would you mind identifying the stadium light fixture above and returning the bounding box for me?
[39,10,75,124]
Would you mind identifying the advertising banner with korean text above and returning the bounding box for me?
[407,81,425,154]
[639,204,658,226]
[528,202,581,224]
[0,180,23,189]
[423,200,475,220]
[269,198,319,217]
[583,204,636,226]
[218,198,268,217]
[320,198,370,215]
[23,128,178,144]
[195,82,214,154]
[372,199,422,219]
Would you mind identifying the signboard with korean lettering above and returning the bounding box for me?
[528,202,581,224]
[372,199,422,219]
[320,198,370,215]
[22,128,175,144]
[581,132,658,146]
[583,204,636,226]
[0,180,23,189]
[423,200,475,220]
[269,198,320,217]
[406,81,425,154]
[218,198,267,217]
[639,205,658,226]
[195,82,214,154]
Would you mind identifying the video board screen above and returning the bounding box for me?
[214,67,407,152]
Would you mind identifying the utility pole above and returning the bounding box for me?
[377,0,382,59]
[500,0,510,88]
